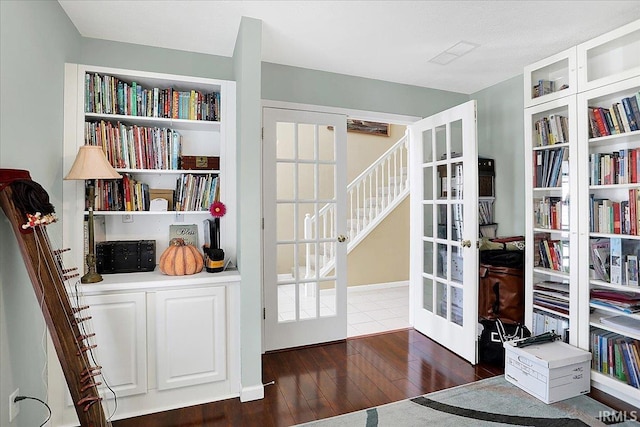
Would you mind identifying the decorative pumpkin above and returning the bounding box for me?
[159,238,204,275]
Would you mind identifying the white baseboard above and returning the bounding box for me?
[347,280,408,293]
[240,384,264,402]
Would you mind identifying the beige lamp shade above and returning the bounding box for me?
[65,145,122,180]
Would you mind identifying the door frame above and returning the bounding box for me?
[261,100,419,352]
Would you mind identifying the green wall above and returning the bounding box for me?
[0,1,81,426]
[472,75,525,236]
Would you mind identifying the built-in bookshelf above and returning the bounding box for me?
[526,19,640,408]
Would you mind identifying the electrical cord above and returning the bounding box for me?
[14,396,51,427]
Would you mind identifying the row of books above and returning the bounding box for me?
[533,281,570,316]
[536,236,568,273]
[95,174,149,212]
[589,149,640,186]
[175,174,219,212]
[531,79,562,99]
[590,189,640,235]
[533,148,567,188]
[478,199,493,225]
[532,308,569,341]
[591,288,640,313]
[85,72,220,121]
[533,196,565,230]
[590,238,640,286]
[591,328,640,389]
[85,121,181,170]
[588,92,640,138]
[533,114,568,146]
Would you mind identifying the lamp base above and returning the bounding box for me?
[81,271,103,284]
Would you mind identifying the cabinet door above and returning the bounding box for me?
[155,286,227,390]
[83,292,148,398]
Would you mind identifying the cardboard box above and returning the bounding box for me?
[503,340,591,404]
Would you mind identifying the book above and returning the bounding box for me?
[627,255,639,286]
[611,237,622,285]
[590,238,610,281]
[600,315,640,335]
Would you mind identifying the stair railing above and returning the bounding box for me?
[303,131,409,277]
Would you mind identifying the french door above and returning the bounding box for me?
[409,100,479,364]
[262,107,348,351]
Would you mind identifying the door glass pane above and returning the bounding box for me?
[277,243,296,278]
[319,127,335,162]
[423,241,433,275]
[276,122,295,160]
[298,123,316,161]
[302,242,317,280]
[451,246,463,283]
[423,277,433,312]
[437,243,447,279]
[437,204,447,239]
[451,203,463,242]
[318,163,335,199]
[298,282,317,319]
[277,203,295,241]
[317,203,336,240]
[277,284,295,322]
[277,163,294,199]
[450,119,463,156]
[437,165,446,199]
[450,161,463,199]
[451,285,463,326]
[298,163,315,200]
[319,279,336,317]
[423,204,434,238]
[422,129,433,163]
[436,281,447,319]
[299,202,316,240]
[423,166,434,200]
[435,125,447,161]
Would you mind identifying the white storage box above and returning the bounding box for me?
[503,340,591,404]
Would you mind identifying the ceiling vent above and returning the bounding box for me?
[429,41,479,65]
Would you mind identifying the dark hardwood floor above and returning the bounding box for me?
[112,329,636,427]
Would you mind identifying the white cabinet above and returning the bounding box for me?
[47,274,241,426]
[524,46,577,108]
[524,19,640,409]
[155,286,227,390]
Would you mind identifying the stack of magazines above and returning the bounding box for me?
[591,289,640,314]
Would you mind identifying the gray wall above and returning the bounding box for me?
[0,1,81,426]
[472,75,525,236]
[262,62,469,117]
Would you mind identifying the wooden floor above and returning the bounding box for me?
[112,329,635,427]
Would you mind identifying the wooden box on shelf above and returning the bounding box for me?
[181,155,220,170]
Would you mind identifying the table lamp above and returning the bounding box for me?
[65,145,122,283]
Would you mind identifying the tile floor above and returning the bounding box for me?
[347,281,410,337]
[276,281,411,337]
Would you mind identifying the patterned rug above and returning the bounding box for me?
[297,376,639,426]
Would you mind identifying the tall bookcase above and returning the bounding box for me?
[55,64,242,425]
[524,20,640,408]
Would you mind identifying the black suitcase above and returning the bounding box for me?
[96,240,156,274]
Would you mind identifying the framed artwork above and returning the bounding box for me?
[347,119,390,136]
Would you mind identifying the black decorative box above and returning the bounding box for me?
[96,240,156,274]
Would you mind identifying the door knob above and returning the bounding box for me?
[337,235,348,243]
[461,240,472,248]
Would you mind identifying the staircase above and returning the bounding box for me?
[303,132,409,278]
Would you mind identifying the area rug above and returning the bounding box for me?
[298,376,640,426]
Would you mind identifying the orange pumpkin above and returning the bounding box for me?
[159,238,204,275]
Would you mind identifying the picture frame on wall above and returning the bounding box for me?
[347,119,390,136]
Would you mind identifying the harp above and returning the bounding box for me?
[0,169,111,427]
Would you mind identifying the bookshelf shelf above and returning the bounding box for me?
[526,20,640,407]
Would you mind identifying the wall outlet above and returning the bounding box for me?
[9,388,19,422]
[122,214,133,223]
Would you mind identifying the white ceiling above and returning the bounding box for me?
[58,1,640,94]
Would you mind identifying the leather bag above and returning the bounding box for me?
[479,263,524,324]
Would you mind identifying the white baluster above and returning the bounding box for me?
[304,213,311,278]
